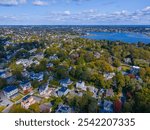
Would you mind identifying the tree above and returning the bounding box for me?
[69,94,98,113]
[95,60,113,73]
[0,78,7,90]
[10,63,23,80]
[75,56,85,65]
[91,73,106,88]
[134,88,150,113]
[113,59,121,67]
[31,80,41,88]
[55,65,69,79]
[139,68,146,79]
[123,101,134,113]
[29,103,40,113]
[115,72,125,93]
[33,58,47,72]
[114,99,122,113]
[10,104,30,113]
[38,58,47,71]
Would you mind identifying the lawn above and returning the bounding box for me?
[0,106,6,112]
[121,64,130,71]
[11,94,23,102]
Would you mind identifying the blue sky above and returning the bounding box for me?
[0,0,150,25]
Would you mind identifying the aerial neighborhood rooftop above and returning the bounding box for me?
[0,26,150,113]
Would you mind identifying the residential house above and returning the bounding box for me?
[29,48,37,54]
[101,100,113,113]
[33,53,44,60]
[38,84,49,95]
[59,78,73,87]
[49,54,58,60]
[114,99,122,113]
[20,81,32,93]
[70,90,83,97]
[46,63,54,68]
[105,89,114,97]
[6,76,16,84]
[104,73,115,80]
[32,60,40,65]
[124,57,132,64]
[16,59,33,67]
[87,86,98,98]
[99,88,105,95]
[94,52,101,59]
[30,72,44,81]
[76,81,87,91]
[40,103,53,113]
[57,87,69,97]
[56,104,71,113]
[3,86,19,99]
[4,41,13,46]
[130,66,140,75]
[0,69,12,79]
[22,70,30,78]
[21,95,36,109]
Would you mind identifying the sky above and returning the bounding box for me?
[0,0,150,25]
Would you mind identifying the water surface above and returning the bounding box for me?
[82,32,150,43]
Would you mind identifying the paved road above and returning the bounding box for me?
[0,91,14,113]
[2,104,13,113]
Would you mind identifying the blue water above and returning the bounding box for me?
[82,32,150,44]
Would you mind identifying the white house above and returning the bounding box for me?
[3,86,19,99]
[104,73,115,80]
[59,78,73,87]
[76,81,87,91]
[56,104,71,113]
[103,100,113,113]
[57,87,69,97]
[38,84,49,95]
[21,95,36,109]
[30,72,44,81]
[130,66,140,75]
[20,81,32,92]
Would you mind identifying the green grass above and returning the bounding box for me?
[11,94,23,102]
[121,65,130,71]
[0,106,6,112]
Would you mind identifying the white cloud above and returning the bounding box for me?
[32,0,48,6]
[64,10,71,15]
[0,0,26,6]
[44,6,150,24]
[143,6,150,11]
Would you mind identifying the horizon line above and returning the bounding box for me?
[0,24,150,26]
